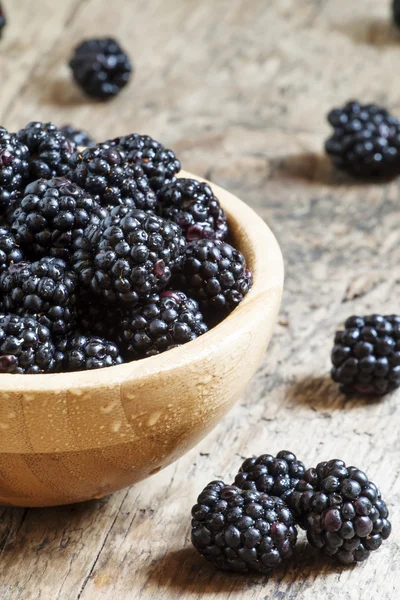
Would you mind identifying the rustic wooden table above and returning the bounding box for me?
[0,0,399,598]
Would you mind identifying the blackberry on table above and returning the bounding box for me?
[290,459,391,565]
[0,226,24,273]
[158,178,228,241]
[17,121,76,181]
[331,314,400,395]
[72,207,186,306]
[0,313,57,374]
[175,239,252,313]
[118,290,208,359]
[234,451,306,504]
[70,146,157,211]
[191,481,298,573]
[104,133,180,191]
[10,177,107,263]
[325,101,400,178]
[62,334,123,371]
[60,125,95,148]
[69,38,132,100]
[0,128,29,215]
[0,257,78,336]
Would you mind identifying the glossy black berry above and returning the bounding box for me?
[325,101,400,178]
[331,314,400,395]
[290,460,391,564]
[191,481,297,573]
[118,290,208,359]
[0,128,29,215]
[17,122,76,182]
[0,313,57,373]
[62,334,123,371]
[60,125,95,148]
[0,258,78,336]
[69,38,132,100]
[175,239,252,313]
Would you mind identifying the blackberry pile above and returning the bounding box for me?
[69,38,132,100]
[325,101,400,178]
[0,125,251,373]
[191,452,391,573]
[331,315,400,395]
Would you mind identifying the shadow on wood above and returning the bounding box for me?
[332,16,400,47]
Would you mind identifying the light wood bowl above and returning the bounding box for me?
[0,171,283,507]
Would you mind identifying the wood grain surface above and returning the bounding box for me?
[0,0,399,598]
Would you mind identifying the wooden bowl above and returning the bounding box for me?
[0,172,283,507]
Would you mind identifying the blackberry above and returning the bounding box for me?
[191,481,297,574]
[60,125,95,148]
[104,133,180,191]
[0,4,5,37]
[10,177,107,263]
[0,128,29,214]
[290,460,391,565]
[325,101,400,178]
[118,290,208,359]
[234,451,306,504]
[69,38,132,100]
[175,239,252,313]
[72,207,186,306]
[70,146,157,211]
[0,226,24,273]
[158,178,228,242]
[0,314,57,374]
[17,122,76,181]
[0,257,78,336]
[62,334,123,371]
[331,314,400,395]
[394,0,400,28]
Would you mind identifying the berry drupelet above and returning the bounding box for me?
[0,227,24,273]
[17,121,76,181]
[118,290,208,359]
[60,124,95,148]
[0,128,29,215]
[10,177,107,263]
[72,207,186,306]
[176,239,252,313]
[69,38,132,100]
[331,314,400,395]
[70,146,157,211]
[290,459,391,565]
[325,101,400,178]
[158,178,228,241]
[105,133,181,191]
[0,257,78,337]
[62,334,123,371]
[191,481,298,574]
[234,451,306,504]
[0,313,57,374]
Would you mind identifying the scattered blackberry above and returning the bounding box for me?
[70,146,157,211]
[158,178,228,241]
[393,0,400,28]
[17,122,76,181]
[331,314,400,395]
[234,451,306,504]
[290,460,391,565]
[60,125,95,148]
[0,226,24,273]
[73,207,186,306]
[325,101,400,178]
[175,239,252,313]
[0,257,78,336]
[62,334,123,371]
[105,133,180,191]
[69,38,132,100]
[0,4,5,37]
[0,314,57,374]
[0,128,29,215]
[10,177,107,263]
[77,292,120,339]
[118,290,208,359]
[191,481,297,574]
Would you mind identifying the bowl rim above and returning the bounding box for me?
[0,171,284,392]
